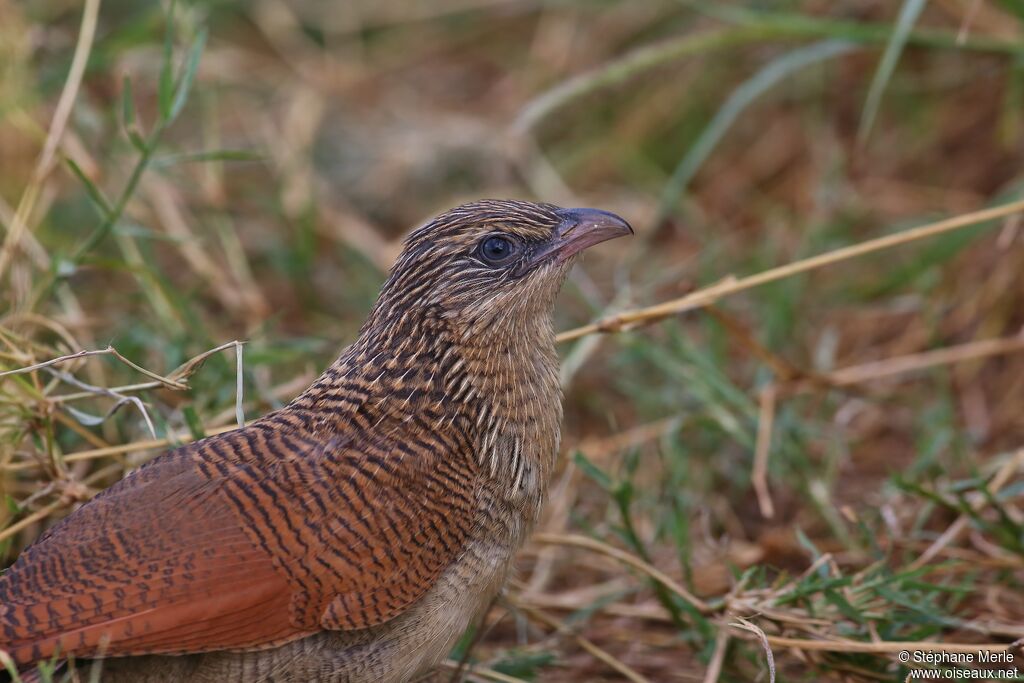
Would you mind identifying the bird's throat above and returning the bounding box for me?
[289,310,561,467]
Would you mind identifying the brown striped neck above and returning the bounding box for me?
[281,302,562,478]
[312,304,559,409]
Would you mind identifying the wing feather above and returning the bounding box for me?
[0,449,301,664]
[0,414,479,665]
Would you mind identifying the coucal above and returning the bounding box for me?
[0,200,632,682]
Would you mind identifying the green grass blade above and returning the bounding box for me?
[120,75,147,148]
[121,74,136,129]
[169,27,207,123]
[158,1,176,120]
[658,39,855,222]
[151,148,262,168]
[572,450,614,491]
[858,0,928,143]
[65,158,112,216]
[995,0,1024,21]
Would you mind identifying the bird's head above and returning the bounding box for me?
[368,200,632,336]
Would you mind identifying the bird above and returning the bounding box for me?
[0,199,632,682]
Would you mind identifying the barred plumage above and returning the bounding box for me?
[0,199,631,682]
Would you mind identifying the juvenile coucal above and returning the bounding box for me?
[0,199,632,682]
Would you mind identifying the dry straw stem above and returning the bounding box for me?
[0,341,248,473]
[521,587,1023,664]
[752,385,777,519]
[575,416,683,463]
[823,334,1024,387]
[730,618,776,683]
[0,501,63,545]
[0,0,100,281]
[726,633,1021,656]
[46,366,158,439]
[747,333,1024,518]
[439,661,528,683]
[0,346,188,391]
[4,425,240,473]
[555,198,1024,344]
[0,462,124,545]
[50,382,182,404]
[531,532,710,613]
[701,630,731,683]
[4,365,303,474]
[513,602,654,683]
[909,448,1024,570]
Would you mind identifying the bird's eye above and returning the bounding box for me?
[478,235,518,265]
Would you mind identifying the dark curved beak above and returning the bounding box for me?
[530,207,633,266]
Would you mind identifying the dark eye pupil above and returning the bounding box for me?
[482,236,512,261]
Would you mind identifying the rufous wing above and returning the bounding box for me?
[0,420,479,665]
[0,447,300,665]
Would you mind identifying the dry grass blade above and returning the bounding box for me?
[574,417,683,463]
[0,346,189,390]
[701,630,731,683]
[45,367,157,438]
[734,635,1021,655]
[0,0,101,282]
[531,532,710,613]
[49,381,174,404]
[752,385,777,519]
[556,198,1024,343]
[909,448,1024,570]
[514,602,654,683]
[163,340,246,382]
[0,501,63,545]
[747,333,1024,537]
[825,334,1024,386]
[956,0,984,43]
[4,346,293,473]
[0,348,110,379]
[730,618,776,683]
[3,424,242,472]
[234,341,245,428]
[2,462,138,545]
[439,661,529,683]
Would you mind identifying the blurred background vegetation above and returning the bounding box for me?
[2,1,1024,681]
